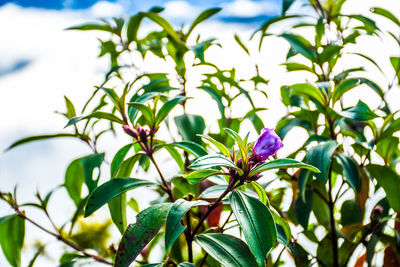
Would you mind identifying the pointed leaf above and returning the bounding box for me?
[6,133,77,151]
[186,8,222,38]
[189,154,243,174]
[194,233,258,267]
[155,96,186,126]
[114,203,172,267]
[165,199,208,251]
[306,141,339,183]
[249,158,319,177]
[336,154,361,192]
[84,178,156,217]
[229,190,277,267]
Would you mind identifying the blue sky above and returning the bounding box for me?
[1,0,283,23]
[1,0,281,11]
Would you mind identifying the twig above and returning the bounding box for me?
[13,207,112,265]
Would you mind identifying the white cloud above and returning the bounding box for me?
[222,0,280,17]
[163,0,198,19]
[89,0,124,17]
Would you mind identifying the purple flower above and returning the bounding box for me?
[253,128,283,160]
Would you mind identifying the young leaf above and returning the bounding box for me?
[84,178,156,217]
[165,199,208,251]
[110,144,133,178]
[248,158,320,177]
[6,133,77,151]
[224,128,248,167]
[189,154,243,175]
[294,188,313,228]
[229,190,277,267]
[65,112,125,127]
[127,103,155,126]
[306,141,339,183]
[114,203,172,267]
[185,170,224,184]
[194,233,258,267]
[186,8,222,39]
[155,96,186,126]
[199,134,231,157]
[250,181,268,205]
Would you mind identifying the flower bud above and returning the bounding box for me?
[253,128,283,160]
[122,125,138,138]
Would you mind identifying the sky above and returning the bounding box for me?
[0,0,399,266]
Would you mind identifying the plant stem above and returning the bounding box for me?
[191,180,239,238]
[149,154,175,202]
[185,211,193,262]
[14,207,112,265]
[327,161,339,267]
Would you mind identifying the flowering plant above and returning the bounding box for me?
[2,1,400,266]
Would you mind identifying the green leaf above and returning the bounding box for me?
[127,102,155,126]
[109,155,141,234]
[341,199,363,226]
[174,114,205,144]
[65,112,125,127]
[189,154,243,175]
[0,215,25,267]
[141,12,181,43]
[390,57,400,83]
[271,211,291,246]
[6,133,77,151]
[282,62,314,73]
[84,178,156,217]
[306,141,339,183]
[249,158,320,177]
[155,96,186,126]
[126,13,144,44]
[114,203,172,267]
[164,141,207,157]
[335,154,361,192]
[229,190,277,267]
[110,144,133,178]
[65,153,104,207]
[340,101,378,121]
[199,134,230,157]
[366,165,400,212]
[289,83,326,106]
[194,233,258,267]
[332,78,361,103]
[234,34,250,55]
[281,34,316,60]
[127,92,159,123]
[165,199,208,251]
[250,181,268,205]
[199,185,228,199]
[371,7,400,27]
[294,188,313,228]
[186,8,222,39]
[224,128,248,166]
[178,263,195,267]
[64,96,76,119]
[282,0,296,15]
[66,23,114,33]
[185,170,224,184]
